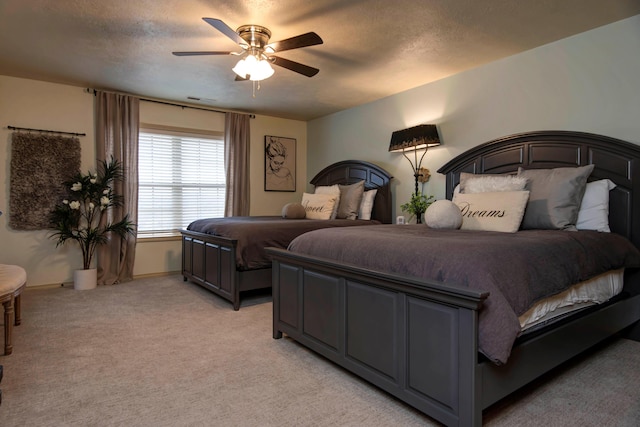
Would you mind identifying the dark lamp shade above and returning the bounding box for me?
[388,124,440,152]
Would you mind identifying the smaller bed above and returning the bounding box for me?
[181,160,392,310]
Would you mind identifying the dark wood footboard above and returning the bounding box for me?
[268,247,640,426]
[269,247,488,426]
[181,229,271,310]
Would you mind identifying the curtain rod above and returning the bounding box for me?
[86,88,255,118]
[7,125,86,137]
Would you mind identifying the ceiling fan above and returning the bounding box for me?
[173,18,323,83]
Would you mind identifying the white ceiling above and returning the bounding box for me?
[1,1,639,121]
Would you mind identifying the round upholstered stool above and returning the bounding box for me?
[0,264,27,355]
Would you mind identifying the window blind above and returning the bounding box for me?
[138,130,225,237]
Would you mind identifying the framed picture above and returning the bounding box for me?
[265,135,296,192]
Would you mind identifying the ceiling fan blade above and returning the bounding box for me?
[271,56,319,77]
[267,32,323,53]
[172,51,233,56]
[202,18,247,47]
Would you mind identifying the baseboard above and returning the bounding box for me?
[26,271,182,291]
[26,283,65,291]
[133,271,181,279]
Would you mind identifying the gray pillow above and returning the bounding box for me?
[337,181,365,219]
[281,202,306,219]
[517,165,594,230]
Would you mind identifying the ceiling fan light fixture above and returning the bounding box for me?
[250,58,275,81]
[232,55,251,78]
[231,59,246,78]
[233,54,274,81]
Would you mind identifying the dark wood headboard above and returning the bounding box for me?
[437,130,640,249]
[310,160,393,224]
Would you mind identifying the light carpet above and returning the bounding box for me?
[1,274,639,426]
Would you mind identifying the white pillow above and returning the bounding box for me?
[358,189,377,220]
[315,184,341,219]
[301,193,338,220]
[461,173,528,193]
[576,179,616,232]
[452,191,530,233]
[424,200,462,229]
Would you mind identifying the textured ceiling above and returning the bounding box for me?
[0,1,639,121]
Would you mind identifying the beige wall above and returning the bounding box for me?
[0,76,307,286]
[307,15,640,221]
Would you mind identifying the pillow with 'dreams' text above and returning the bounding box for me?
[452,191,530,233]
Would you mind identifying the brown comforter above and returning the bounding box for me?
[187,216,381,270]
[287,225,640,364]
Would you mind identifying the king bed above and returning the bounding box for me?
[181,160,392,310]
[267,131,640,426]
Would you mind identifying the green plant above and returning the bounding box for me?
[49,157,135,269]
[400,192,434,223]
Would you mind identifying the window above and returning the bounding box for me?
[138,127,225,238]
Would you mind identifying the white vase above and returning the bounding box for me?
[73,268,97,291]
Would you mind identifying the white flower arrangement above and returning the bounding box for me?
[50,157,135,270]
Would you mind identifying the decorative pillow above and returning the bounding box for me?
[461,173,528,194]
[337,180,365,220]
[301,193,338,220]
[358,189,377,220]
[576,179,616,232]
[517,165,594,230]
[424,200,462,229]
[281,202,306,219]
[452,191,530,233]
[315,184,341,219]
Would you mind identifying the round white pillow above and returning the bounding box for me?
[424,200,462,229]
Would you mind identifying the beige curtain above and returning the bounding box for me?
[95,91,140,285]
[224,112,251,216]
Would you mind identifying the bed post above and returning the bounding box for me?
[458,308,483,426]
[272,259,283,339]
[622,269,640,341]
